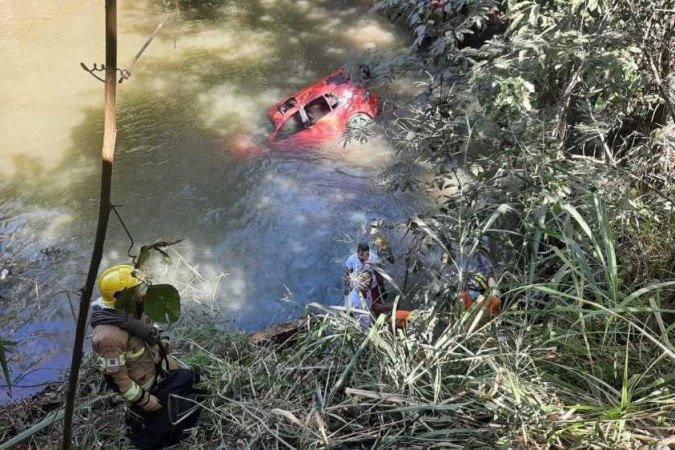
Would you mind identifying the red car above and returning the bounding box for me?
[268,68,379,146]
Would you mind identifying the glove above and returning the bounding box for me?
[159,336,173,354]
[135,390,162,413]
[121,316,161,345]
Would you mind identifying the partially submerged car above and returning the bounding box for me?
[268,67,379,145]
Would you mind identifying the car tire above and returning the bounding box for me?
[347,113,373,129]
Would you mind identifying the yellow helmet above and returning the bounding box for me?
[99,264,140,306]
[374,235,390,249]
[468,272,489,292]
[475,273,489,290]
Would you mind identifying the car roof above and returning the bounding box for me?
[268,69,363,126]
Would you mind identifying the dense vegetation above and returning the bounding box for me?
[186,0,675,447]
[364,0,675,446]
[2,0,675,448]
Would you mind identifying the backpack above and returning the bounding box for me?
[126,368,206,449]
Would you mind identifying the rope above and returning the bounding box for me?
[127,15,171,74]
[80,14,172,84]
[111,205,137,260]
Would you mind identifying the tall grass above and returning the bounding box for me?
[168,195,674,448]
[4,178,673,449]
[181,174,674,447]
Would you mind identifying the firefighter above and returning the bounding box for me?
[461,272,501,319]
[91,264,202,449]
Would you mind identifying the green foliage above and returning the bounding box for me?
[374,0,500,52]
[176,324,255,375]
[378,0,674,156]
[491,74,535,117]
[130,239,184,323]
[144,284,181,324]
[167,280,675,449]
[394,164,675,446]
[366,0,675,446]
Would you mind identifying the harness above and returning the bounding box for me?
[91,306,170,391]
[91,308,161,344]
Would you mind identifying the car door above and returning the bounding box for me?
[300,93,341,142]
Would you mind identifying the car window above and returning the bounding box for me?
[278,111,304,138]
[305,96,333,124]
[278,97,297,114]
[325,94,339,109]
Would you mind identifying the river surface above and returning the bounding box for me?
[0,0,418,403]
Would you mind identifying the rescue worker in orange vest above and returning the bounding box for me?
[461,272,501,319]
[91,265,202,449]
[394,273,501,331]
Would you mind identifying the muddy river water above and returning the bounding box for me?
[0,0,419,402]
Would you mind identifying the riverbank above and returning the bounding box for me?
[3,302,674,448]
[3,0,675,448]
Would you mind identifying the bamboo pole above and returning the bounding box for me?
[62,1,117,448]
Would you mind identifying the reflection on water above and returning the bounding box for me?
[0,0,416,403]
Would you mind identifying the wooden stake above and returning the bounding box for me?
[62,1,117,447]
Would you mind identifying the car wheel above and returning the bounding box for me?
[347,113,373,129]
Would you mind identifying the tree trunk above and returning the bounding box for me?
[62,1,117,447]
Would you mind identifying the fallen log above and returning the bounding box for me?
[248,318,309,346]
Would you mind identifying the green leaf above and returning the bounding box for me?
[144,284,181,324]
[494,59,511,69]
[114,288,136,315]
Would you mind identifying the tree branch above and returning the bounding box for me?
[62,1,117,448]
